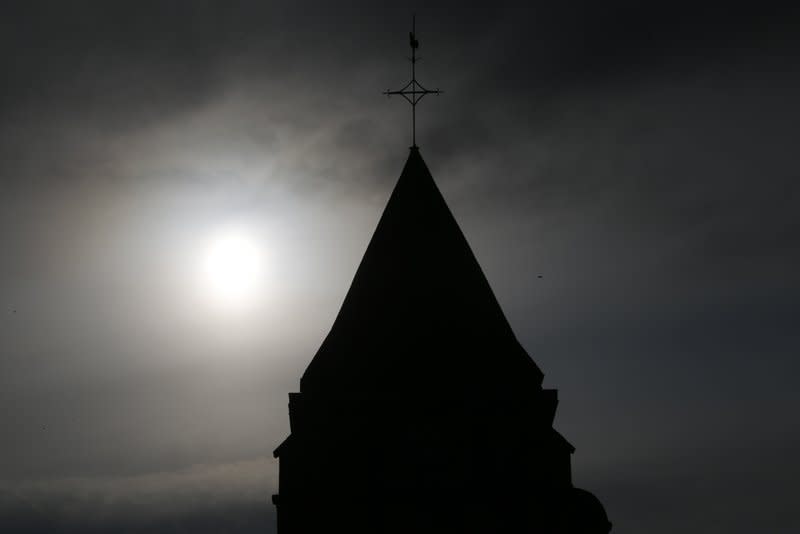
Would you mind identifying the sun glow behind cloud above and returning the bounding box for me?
[199,224,267,311]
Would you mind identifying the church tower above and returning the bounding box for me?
[272,18,611,534]
[273,148,611,533]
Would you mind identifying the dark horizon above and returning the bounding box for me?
[2,2,799,532]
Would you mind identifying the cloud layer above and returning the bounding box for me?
[1,2,798,532]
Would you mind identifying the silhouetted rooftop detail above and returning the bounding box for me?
[384,15,442,148]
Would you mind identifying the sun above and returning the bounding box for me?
[201,226,265,309]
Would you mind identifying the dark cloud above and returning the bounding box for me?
[0,458,276,533]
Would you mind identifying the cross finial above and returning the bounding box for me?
[384,14,442,149]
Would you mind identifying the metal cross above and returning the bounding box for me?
[384,15,442,148]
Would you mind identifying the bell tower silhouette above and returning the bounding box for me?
[272,17,611,534]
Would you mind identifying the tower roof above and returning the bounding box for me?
[300,148,542,395]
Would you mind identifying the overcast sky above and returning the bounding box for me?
[1,2,799,532]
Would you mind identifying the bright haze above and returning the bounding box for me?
[1,2,798,532]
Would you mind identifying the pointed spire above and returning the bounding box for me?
[301,148,542,395]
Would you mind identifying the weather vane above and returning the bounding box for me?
[384,14,442,148]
